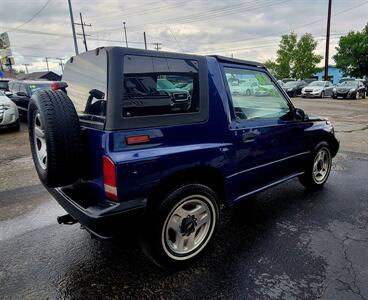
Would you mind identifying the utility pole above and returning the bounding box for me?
[123,21,128,47]
[67,0,79,55]
[324,0,332,81]
[143,31,147,50]
[153,42,162,51]
[75,13,91,52]
[57,58,64,73]
[23,64,30,74]
[45,57,49,71]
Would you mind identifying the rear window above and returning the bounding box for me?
[122,55,199,118]
[62,50,107,121]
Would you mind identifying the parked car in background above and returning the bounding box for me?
[301,81,334,98]
[277,80,284,87]
[156,78,192,111]
[332,80,366,100]
[338,77,355,84]
[0,79,11,94]
[0,90,20,131]
[282,78,296,83]
[283,80,307,97]
[229,80,259,96]
[8,80,67,119]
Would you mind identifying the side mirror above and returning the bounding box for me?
[295,108,306,121]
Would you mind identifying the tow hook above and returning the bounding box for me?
[57,214,77,225]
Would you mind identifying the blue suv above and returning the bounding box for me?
[28,47,339,268]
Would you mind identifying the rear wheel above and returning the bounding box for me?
[299,143,332,189]
[141,183,219,269]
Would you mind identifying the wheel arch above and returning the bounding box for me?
[146,165,227,210]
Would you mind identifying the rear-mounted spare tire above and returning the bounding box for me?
[28,90,81,187]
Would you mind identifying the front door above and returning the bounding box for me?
[223,65,308,203]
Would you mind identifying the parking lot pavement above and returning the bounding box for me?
[0,98,367,299]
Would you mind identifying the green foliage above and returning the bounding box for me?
[333,24,368,78]
[264,32,322,79]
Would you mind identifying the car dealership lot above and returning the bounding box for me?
[0,98,367,299]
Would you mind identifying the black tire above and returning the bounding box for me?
[28,90,81,187]
[332,96,337,99]
[355,91,360,100]
[299,142,332,189]
[293,90,297,98]
[245,89,251,96]
[362,92,366,99]
[12,119,20,131]
[141,183,220,269]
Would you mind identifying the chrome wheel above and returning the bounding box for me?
[162,195,215,260]
[34,112,47,170]
[313,148,330,184]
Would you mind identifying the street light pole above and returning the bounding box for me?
[123,21,128,47]
[324,0,332,81]
[67,0,79,55]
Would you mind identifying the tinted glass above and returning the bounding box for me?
[224,67,290,120]
[62,50,107,119]
[123,55,199,117]
[28,83,51,94]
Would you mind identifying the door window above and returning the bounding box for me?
[224,67,291,120]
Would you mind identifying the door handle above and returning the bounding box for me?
[242,132,257,143]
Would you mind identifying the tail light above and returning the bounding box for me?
[102,156,118,201]
[51,82,60,90]
[51,82,68,91]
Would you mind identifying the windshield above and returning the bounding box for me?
[0,81,8,89]
[308,81,325,87]
[29,83,52,94]
[338,81,357,87]
[284,81,299,87]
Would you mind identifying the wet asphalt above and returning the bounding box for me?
[0,151,367,300]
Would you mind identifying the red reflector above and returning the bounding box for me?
[102,156,118,201]
[51,82,60,90]
[126,135,150,145]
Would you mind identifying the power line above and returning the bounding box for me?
[90,0,282,34]
[7,0,52,32]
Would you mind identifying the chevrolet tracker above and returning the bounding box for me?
[28,47,339,268]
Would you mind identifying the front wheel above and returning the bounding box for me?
[320,91,325,98]
[299,144,332,189]
[141,184,219,269]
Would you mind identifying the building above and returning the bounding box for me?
[314,65,343,84]
[17,71,61,81]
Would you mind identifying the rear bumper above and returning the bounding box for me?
[47,186,145,238]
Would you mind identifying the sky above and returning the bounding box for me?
[0,0,367,74]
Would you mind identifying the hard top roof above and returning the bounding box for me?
[70,47,264,67]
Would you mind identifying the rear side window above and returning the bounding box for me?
[123,55,199,118]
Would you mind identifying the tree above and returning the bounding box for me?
[264,32,322,79]
[333,24,368,78]
[293,33,322,79]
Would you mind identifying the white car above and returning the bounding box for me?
[301,81,334,98]
[0,90,20,131]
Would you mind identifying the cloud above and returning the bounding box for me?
[0,0,367,74]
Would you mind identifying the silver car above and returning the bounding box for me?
[301,81,334,98]
[0,90,20,131]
